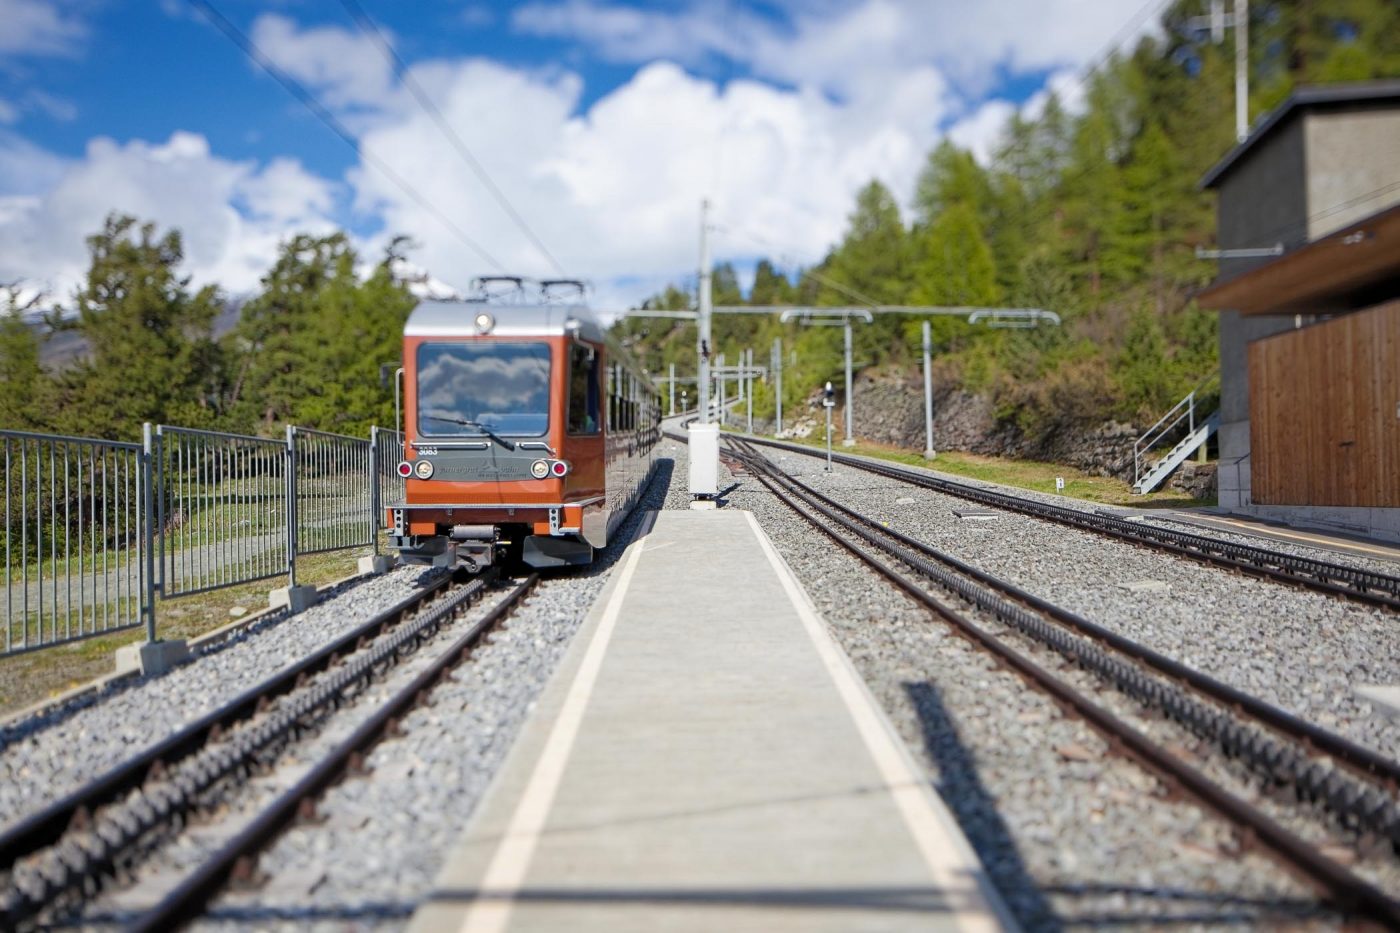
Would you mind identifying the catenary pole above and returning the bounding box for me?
[697,200,712,424]
[922,320,935,459]
[746,348,754,433]
[773,337,783,435]
[1235,0,1249,141]
[843,318,855,446]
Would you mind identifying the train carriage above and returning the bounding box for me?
[388,278,659,571]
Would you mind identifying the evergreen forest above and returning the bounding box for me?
[2,0,1397,447]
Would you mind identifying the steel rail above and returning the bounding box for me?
[729,439,1400,847]
[727,441,1400,927]
[0,573,485,929]
[130,573,539,931]
[739,440,1400,785]
[736,434,1400,611]
[0,574,453,874]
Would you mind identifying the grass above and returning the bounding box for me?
[0,549,365,718]
[752,431,1213,509]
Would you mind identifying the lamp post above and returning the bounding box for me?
[823,381,835,472]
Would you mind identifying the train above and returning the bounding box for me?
[387,277,660,571]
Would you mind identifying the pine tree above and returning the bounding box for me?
[911,204,1000,306]
[749,259,793,305]
[60,214,223,439]
[825,180,909,305]
[229,233,357,430]
[0,287,51,430]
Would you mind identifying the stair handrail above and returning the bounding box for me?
[1133,371,1220,486]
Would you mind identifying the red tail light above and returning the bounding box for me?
[551,460,569,477]
[397,461,413,477]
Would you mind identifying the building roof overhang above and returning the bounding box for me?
[1200,80,1400,190]
[1197,202,1400,315]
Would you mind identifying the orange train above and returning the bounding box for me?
[388,278,660,571]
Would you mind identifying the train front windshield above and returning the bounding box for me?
[416,341,552,437]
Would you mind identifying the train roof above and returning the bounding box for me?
[404,299,607,343]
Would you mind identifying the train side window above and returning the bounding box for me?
[568,344,601,435]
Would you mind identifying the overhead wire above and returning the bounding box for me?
[334,0,566,277]
[186,0,505,272]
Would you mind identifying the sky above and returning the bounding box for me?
[0,0,1154,311]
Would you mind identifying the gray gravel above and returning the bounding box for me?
[11,428,1386,930]
[724,444,1349,929]
[166,457,677,931]
[759,443,1400,767]
[808,439,1400,579]
[0,564,446,827]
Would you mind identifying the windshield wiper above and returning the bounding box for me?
[423,416,518,450]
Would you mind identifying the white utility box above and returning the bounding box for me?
[688,421,720,498]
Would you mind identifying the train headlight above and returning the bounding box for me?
[414,459,435,479]
[551,460,570,477]
[530,459,550,479]
[474,311,495,334]
[396,461,413,477]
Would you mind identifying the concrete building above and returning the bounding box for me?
[1198,81,1400,541]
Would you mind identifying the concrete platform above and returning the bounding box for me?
[411,510,1009,933]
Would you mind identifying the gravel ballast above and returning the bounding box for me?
[0,565,447,826]
[757,442,1400,766]
[723,442,1355,929]
[188,458,680,929]
[6,428,1391,930]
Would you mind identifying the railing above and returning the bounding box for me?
[2,430,151,655]
[156,426,287,598]
[3,421,394,657]
[289,427,373,568]
[1133,372,1221,487]
[371,426,405,533]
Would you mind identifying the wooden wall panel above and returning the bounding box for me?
[1248,300,1400,507]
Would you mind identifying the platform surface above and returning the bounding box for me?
[410,509,1010,933]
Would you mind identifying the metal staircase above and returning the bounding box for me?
[1133,376,1220,495]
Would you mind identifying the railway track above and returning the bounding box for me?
[725,436,1400,927]
[735,433,1400,612]
[0,570,537,930]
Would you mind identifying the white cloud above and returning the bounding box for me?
[329,47,951,302]
[251,13,398,114]
[0,99,16,125]
[0,2,1144,310]
[0,132,337,301]
[511,1,758,70]
[947,68,1091,168]
[513,0,1155,99]
[0,0,87,58]
[1024,67,1089,121]
[947,99,1017,166]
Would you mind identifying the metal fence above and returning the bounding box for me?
[290,427,373,568]
[2,430,151,655]
[371,426,405,527]
[156,426,287,598]
[2,421,394,657]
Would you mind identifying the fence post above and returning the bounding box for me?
[142,422,157,644]
[286,424,298,589]
[369,426,381,556]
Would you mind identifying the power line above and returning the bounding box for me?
[186,0,504,272]
[335,0,565,276]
